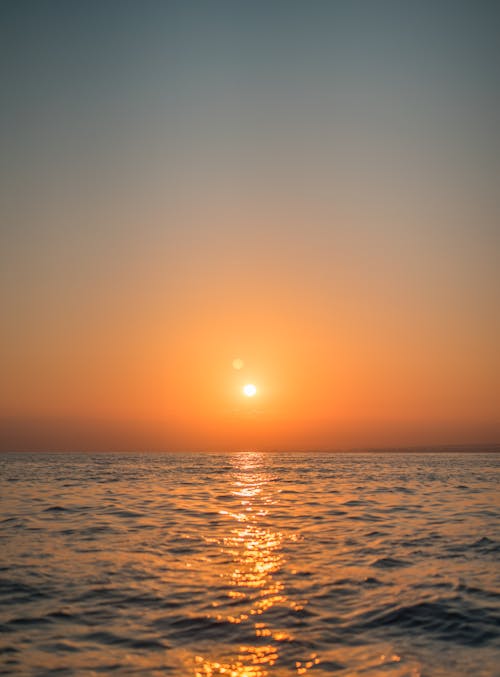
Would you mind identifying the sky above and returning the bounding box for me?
[1,0,499,451]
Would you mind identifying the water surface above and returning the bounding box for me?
[1,452,499,675]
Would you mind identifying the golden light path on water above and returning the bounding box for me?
[194,453,320,677]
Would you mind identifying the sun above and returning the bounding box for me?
[243,383,257,397]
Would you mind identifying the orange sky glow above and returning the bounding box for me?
[1,3,499,451]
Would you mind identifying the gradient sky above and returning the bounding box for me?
[1,1,499,451]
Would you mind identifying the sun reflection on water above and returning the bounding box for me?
[194,453,319,676]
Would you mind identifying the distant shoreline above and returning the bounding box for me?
[1,444,499,454]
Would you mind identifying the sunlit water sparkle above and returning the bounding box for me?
[0,452,499,676]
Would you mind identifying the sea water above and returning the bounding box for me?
[0,451,498,675]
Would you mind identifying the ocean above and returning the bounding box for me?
[0,451,498,676]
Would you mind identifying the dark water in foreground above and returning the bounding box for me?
[0,452,499,676]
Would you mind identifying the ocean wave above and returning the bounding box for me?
[1,451,498,676]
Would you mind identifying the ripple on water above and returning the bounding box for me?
[0,451,499,676]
